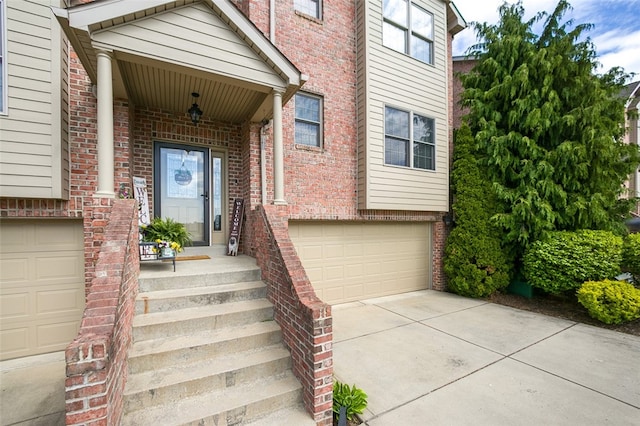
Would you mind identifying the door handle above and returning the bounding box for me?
[201,191,209,202]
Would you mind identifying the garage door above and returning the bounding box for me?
[288,221,432,304]
[0,220,85,361]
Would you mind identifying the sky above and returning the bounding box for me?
[451,0,640,80]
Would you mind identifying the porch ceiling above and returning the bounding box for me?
[116,57,270,123]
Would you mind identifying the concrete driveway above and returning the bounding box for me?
[333,290,640,425]
[0,351,65,425]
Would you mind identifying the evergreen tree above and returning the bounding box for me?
[460,0,639,257]
[444,124,512,298]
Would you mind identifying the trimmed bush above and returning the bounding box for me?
[577,280,640,324]
[523,230,622,294]
[622,233,640,282]
[444,124,513,298]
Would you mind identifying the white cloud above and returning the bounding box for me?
[452,0,640,78]
[592,30,640,77]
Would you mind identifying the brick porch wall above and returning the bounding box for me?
[65,199,139,426]
[249,205,333,426]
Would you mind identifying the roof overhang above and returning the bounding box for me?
[624,81,640,110]
[52,0,306,123]
[446,1,467,36]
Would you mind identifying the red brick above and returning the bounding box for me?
[66,407,107,424]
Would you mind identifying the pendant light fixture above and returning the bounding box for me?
[188,92,203,126]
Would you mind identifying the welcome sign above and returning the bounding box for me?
[227,198,244,256]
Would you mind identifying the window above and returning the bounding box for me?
[295,93,323,147]
[385,106,435,170]
[382,0,434,65]
[0,0,6,114]
[294,0,321,19]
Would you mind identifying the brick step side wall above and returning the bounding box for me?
[65,199,139,426]
[249,205,333,426]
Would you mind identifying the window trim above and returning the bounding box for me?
[382,0,434,65]
[0,0,7,115]
[294,92,324,149]
[384,105,436,171]
[294,0,322,20]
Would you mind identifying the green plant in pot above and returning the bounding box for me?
[140,217,192,256]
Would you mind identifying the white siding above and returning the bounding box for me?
[358,0,449,211]
[0,0,69,199]
[92,3,286,91]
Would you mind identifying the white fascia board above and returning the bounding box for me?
[625,81,640,109]
[213,0,302,86]
[66,0,174,31]
[51,6,98,82]
[447,1,467,35]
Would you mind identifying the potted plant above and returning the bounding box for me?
[140,217,192,257]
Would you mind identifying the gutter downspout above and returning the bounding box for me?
[270,0,276,43]
[260,120,270,206]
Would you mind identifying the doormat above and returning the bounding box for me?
[163,255,211,262]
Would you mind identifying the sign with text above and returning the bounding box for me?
[227,198,245,256]
[133,176,150,227]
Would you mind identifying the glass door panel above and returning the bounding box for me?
[211,153,226,244]
[154,143,210,246]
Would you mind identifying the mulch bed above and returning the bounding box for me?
[487,291,640,337]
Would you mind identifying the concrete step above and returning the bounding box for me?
[135,280,267,314]
[244,405,316,425]
[132,299,274,341]
[123,344,292,413]
[127,321,282,374]
[121,372,304,426]
[138,268,262,292]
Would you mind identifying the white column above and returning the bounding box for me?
[95,50,115,198]
[273,91,286,205]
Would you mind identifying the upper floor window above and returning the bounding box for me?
[382,0,434,65]
[0,0,6,114]
[294,0,322,20]
[295,93,323,147]
[384,106,435,170]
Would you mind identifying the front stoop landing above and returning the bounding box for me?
[122,265,315,425]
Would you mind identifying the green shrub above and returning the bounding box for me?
[577,280,640,324]
[523,230,622,294]
[444,124,513,298]
[622,233,640,282]
[333,380,367,423]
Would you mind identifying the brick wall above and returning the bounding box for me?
[275,0,359,216]
[65,199,139,425]
[452,57,478,130]
[249,205,333,426]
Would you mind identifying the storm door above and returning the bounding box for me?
[154,143,210,246]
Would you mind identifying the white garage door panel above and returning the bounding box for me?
[289,222,432,304]
[0,220,84,360]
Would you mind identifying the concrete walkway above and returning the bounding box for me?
[3,287,639,425]
[333,290,640,425]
